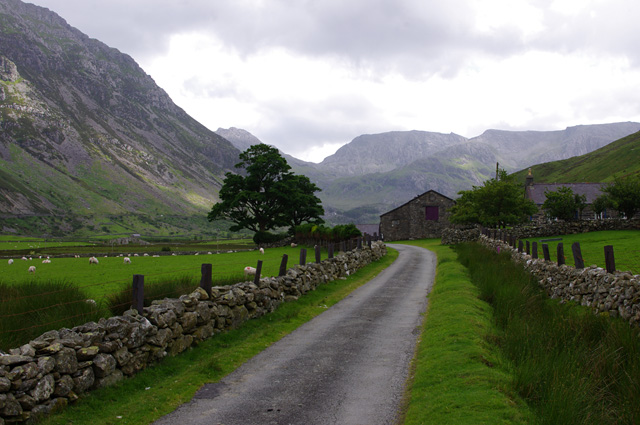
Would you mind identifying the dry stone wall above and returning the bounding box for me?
[0,242,387,425]
[441,219,640,245]
[478,235,640,326]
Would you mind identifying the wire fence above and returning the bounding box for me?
[0,240,371,351]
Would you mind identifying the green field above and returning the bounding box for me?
[1,245,313,300]
[521,229,640,274]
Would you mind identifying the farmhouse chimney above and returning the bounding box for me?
[525,168,534,187]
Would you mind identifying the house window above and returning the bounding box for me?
[425,206,439,221]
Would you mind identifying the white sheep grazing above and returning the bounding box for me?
[134,253,139,257]
[8,259,13,265]
[143,253,149,257]
[89,256,99,265]
[85,299,97,307]
[259,247,264,255]
[42,259,51,264]
[28,265,36,274]
[21,256,28,261]
[291,243,297,248]
[244,266,257,277]
[123,257,131,264]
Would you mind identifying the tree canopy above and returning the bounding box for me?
[542,186,587,221]
[601,175,640,219]
[208,144,324,234]
[449,169,537,228]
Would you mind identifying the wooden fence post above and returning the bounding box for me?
[542,243,550,261]
[279,254,288,277]
[357,237,362,250]
[572,242,584,269]
[518,240,523,253]
[532,242,538,259]
[200,264,212,297]
[604,245,616,273]
[254,260,263,285]
[300,248,307,266]
[132,274,144,314]
[315,245,322,263]
[328,243,334,259]
[557,243,565,266]
[526,240,530,255]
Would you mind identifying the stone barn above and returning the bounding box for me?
[379,190,455,241]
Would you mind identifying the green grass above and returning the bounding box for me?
[39,248,398,425]
[456,242,640,424]
[0,245,308,300]
[0,280,104,351]
[521,229,640,274]
[398,239,532,425]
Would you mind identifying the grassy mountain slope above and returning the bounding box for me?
[0,0,240,236]
[511,130,640,183]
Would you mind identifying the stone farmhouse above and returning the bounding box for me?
[379,190,455,241]
[524,169,610,219]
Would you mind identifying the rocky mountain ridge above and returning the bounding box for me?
[221,123,640,224]
[0,0,240,235]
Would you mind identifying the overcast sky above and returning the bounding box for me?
[26,0,640,163]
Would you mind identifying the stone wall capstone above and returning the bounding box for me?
[0,242,386,425]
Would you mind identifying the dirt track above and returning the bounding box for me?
[152,243,436,425]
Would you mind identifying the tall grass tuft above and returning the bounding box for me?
[456,242,640,425]
[106,273,245,316]
[0,280,104,352]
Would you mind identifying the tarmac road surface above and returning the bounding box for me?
[152,243,436,425]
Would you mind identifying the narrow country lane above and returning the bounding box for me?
[152,244,436,425]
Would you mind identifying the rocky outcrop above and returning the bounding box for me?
[0,242,386,424]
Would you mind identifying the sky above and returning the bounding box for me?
[26,0,640,163]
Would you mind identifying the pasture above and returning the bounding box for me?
[1,245,308,300]
[521,229,640,274]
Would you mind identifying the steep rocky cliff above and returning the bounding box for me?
[0,0,239,234]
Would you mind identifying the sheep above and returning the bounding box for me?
[244,266,257,277]
[259,247,264,255]
[28,266,36,274]
[85,299,97,307]
[123,257,131,264]
[134,253,139,257]
[291,243,297,248]
[42,259,51,264]
[89,256,99,265]
[143,253,149,257]
[8,259,13,265]
[21,256,28,261]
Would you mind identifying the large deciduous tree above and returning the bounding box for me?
[542,187,587,221]
[449,169,537,228]
[207,144,324,234]
[601,175,640,219]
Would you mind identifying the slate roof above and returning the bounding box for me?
[525,183,606,205]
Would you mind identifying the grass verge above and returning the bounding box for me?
[398,239,532,425]
[40,248,398,425]
[456,241,640,424]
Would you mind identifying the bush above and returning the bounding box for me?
[161,246,171,252]
[252,231,286,245]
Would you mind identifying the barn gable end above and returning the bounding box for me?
[379,190,455,241]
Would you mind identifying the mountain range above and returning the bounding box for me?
[218,123,640,224]
[1,0,639,236]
